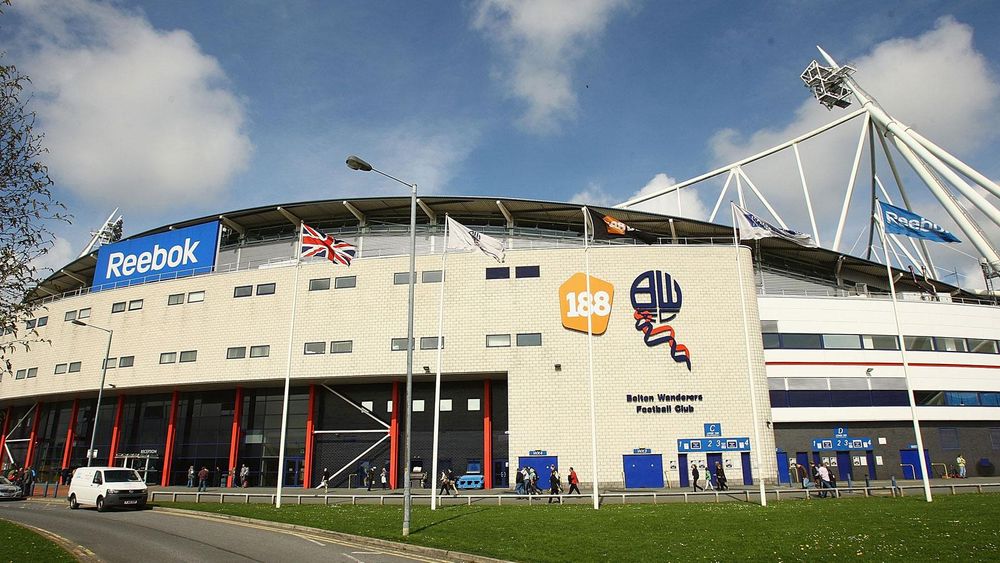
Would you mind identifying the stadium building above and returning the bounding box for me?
[2,195,998,491]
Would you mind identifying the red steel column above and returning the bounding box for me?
[160,391,179,487]
[226,387,243,487]
[0,407,11,467]
[303,385,316,488]
[61,400,79,471]
[389,381,400,489]
[483,380,493,489]
[107,395,125,466]
[24,402,43,469]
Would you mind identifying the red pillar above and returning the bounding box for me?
[483,380,493,490]
[107,395,125,466]
[61,400,79,471]
[389,381,400,489]
[0,407,10,471]
[226,387,243,487]
[160,391,179,487]
[303,385,316,488]
[24,402,43,469]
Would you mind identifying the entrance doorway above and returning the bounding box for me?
[517,455,557,491]
[899,449,932,479]
[623,454,664,488]
[741,452,753,485]
[776,451,790,484]
[678,454,689,488]
[285,457,304,487]
[706,453,722,488]
[836,451,853,481]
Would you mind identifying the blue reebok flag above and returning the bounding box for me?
[879,201,961,243]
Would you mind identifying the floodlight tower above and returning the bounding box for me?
[79,208,124,258]
[801,47,1000,277]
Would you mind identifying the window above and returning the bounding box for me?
[250,345,270,358]
[118,356,134,368]
[68,362,81,373]
[128,299,143,311]
[420,336,443,350]
[179,350,197,363]
[187,291,205,303]
[112,302,126,313]
[361,401,374,412]
[26,367,38,378]
[945,391,979,406]
[309,278,331,291]
[467,398,481,411]
[486,334,511,348]
[335,276,356,289]
[515,265,540,278]
[14,369,25,380]
[904,336,934,351]
[485,267,510,280]
[78,308,90,319]
[823,334,862,349]
[159,352,177,364]
[64,310,77,322]
[413,400,426,412]
[330,340,352,354]
[25,319,36,329]
[863,334,898,350]
[234,285,253,298]
[168,293,185,306]
[969,339,999,354]
[440,399,453,412]
[386,400,393,413]
[54,364,68,375]
[991,428,1000,450]
[391,338,413,351]
[934,337,968,352]
[393,272,411,285]
[939,427,960,450]
[36,316,47,327]
[256,283,276,295]
[516,333,542,347]
[304,342,326,355]
[227,347,247,359]
[780,333,823,349]
[422,270,443,283]
[980,393,1000,407]
[104,358,117,369]
[762,333,780,349]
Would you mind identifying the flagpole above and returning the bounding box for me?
[582,207,600,510]
[431,216,450,510]
[731,203,767,507]
[276,222,304,508]
[875,205,933,502]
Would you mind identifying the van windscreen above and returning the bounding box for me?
[104,470,142,483]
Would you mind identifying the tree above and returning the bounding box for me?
[0,54,70,375]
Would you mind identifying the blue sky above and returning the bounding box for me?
[5,0,1000,286]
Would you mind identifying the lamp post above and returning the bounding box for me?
[71,320,113,467]
[346,154,418,537]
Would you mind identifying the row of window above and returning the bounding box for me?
[25,316,48,329]
[762,332,999,354]
[13,367,38,379]
[769,389,910,408]
[370,398,482,413]
[309,276,356,291]
[64,308,91,322]
[53,362,82,374]
[159,350,198,364]
[234,283,275,298]
[168,291,206,305]
[111,299,145,313]
[486,266,539,280]
[914,391,1000,407]
[301,333,543,355]
[393,271,441,285]
[226,346,271,359]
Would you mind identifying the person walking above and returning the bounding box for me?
[187,465,195,488]
[240,464,249,488]
[316,467,330,491]
[218,466,227,488]
[568,467,581,495]
[514,466,526,496]
[691,463,703,492]
[380,467,388,490]
[715,462,728,491]
[817,463,832,498]
[446,468,458,497]
[957,454,967,478]
[366,467,375,491]
[703,464,715,491]
[547,466,561,504]
[197,466,209,492]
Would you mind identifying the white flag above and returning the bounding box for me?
[732,203,817,248]
[446,216,506,263]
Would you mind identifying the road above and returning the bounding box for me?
[0,500,442,563]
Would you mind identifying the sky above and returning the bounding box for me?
[4,0,1000,289]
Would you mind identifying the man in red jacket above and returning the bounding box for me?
[197,466,210,492]
[568,467,581,494]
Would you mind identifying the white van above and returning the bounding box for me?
[68,467,148,512]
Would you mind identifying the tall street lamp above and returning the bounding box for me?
[71,320,113,467]
[346,154,418,537]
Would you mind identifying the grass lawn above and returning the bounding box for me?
[163,494,1000,561]
[0,518,75,563]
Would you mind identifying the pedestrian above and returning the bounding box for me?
[197,466,210,492]
[547,465,561,504]
[528,467,539,494]
[380,467,388,490]
[703,464,715,491]
[230,466,237,488]
[796,463,808,488]
[219,466,227,488]
[316,467,330,491]
[715,462,728,491]
[438,470,451,496]
[514,466,526,496]
[568,467,581,495]
[817,463,832,498]
[691,463,703,492]
[957,454,967,478]
[240,464,249,488]
[446,468,458,497]
[187,465,195,488]
[366,467,375,491]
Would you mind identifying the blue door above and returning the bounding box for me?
[776,451,790,484]
[836,451,852,481]
[866,451,877,480]
[623,454,664,489]
[517,456,558,489]
[706,453,722,487]
[741,452,753,485]
[899,449,932,479]
[678,454,689,488]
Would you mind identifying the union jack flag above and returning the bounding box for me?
[300,223,356,266]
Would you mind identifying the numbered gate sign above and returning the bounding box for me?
[559,273,614,335]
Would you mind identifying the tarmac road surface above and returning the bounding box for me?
[0,500,442,563]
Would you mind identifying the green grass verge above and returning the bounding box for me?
[0,518,76,563]
[163,495,1000,561]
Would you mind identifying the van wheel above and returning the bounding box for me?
[69,494,79,510]
[96,496,106,512]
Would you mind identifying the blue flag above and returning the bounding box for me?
[879,201,961,243]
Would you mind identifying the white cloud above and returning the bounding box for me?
[472,0,629,134]
[629,173,710,220]
[30,236,75,275]
[569,183,617,207]
[12,0,252,209]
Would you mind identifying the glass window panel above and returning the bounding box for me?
[15,370,25,380]
[933,337,967,352]
[187,291,205,303]
[250,345,269,358]
[128,299,143,311]
[36,317,47,327]
[118,356,134,368]
[64,310,77,321]
[422,270,443,283]
[768,390,787,408]
[945,391,979,406]
[112,302,126,313]
[308,278,331,291]
[393,272,413,285]
[486,334,511,348]
[54,364,68,374]
[870,390,909,406]
[303,342,326,355]
[330,340,352,354]
[980,393,1000,407]
[412,400,425,412]
[26,368,38,378]
[904,336,934,351]
[823,334,862,349]
[830,390,872,407]
[335,276,356,289]
[179,350,197,363]
[862,334,898,350]
[25,319,35,329]
[227,347,247,359]
[391,338,412,351]
[68,362,81,373]
[360,401,374,412]
[485,267,510,280]
[234,285,252,298]
[780,334,823,349]
[420,336,443,350]
[105,358,117,369]
[78,308,91,319]
[160,352,177,364]
[968,339,998,354]
[939,428,960,450]
[256,283,276,295]
[786,390,831,407]
[167,294,185,306]
[467,398,480,411]
[439,399,453,412]
[515,265,540,278]
[516,333,542,347]
[762,333,780,349]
